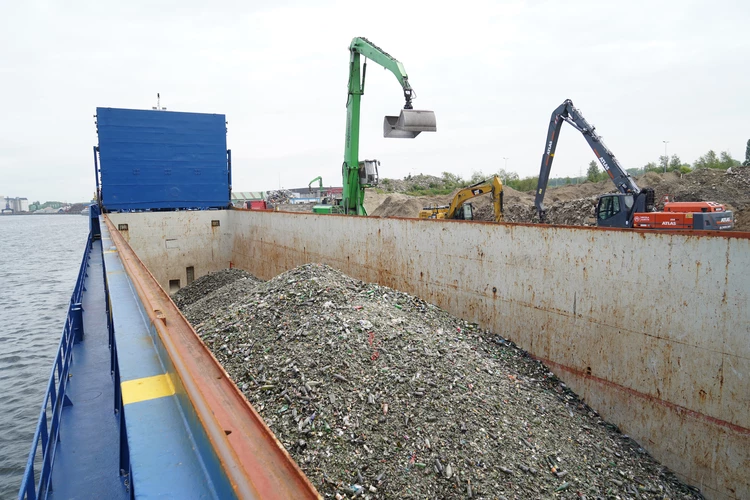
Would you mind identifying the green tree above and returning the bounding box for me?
[441,171,463,185]
[693,150,739,170]
[719,151,740,169]
[693,150,720,169]
[745,139,750,167]
[505,175,539,192]
[586,160,600,182]
[470,170,487,184]
[626,167,643,176]
[496,168,519,183]
[658,155,668,172]
[660,154,691,173]
[668,155,685,171]
[643,161,660,173]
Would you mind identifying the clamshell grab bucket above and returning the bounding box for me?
[383,109,437,138]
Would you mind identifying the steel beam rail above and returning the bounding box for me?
[102,216,320,499]
[18,233,93,500]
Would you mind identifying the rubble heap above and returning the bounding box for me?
[180,266,702,499]
[367,167,750,230]
[475,197,600,226]
[267,189,295,205]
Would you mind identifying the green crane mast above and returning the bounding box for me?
[342,37,436,215]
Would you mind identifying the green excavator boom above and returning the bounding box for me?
[341,37,437,215]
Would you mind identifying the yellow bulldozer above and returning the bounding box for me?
[418,175,503,222]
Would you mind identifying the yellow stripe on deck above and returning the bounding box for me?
[121,374,176,405]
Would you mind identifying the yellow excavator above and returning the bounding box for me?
[418,175,504,222]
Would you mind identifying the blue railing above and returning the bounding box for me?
[18,232,93,500]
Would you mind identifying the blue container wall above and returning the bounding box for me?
[96,107,229,211]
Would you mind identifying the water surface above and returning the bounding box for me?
[0,214,89,498]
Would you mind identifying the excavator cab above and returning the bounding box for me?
[455,203,474,220]
[596,194,633,227]
[596,188,654,228]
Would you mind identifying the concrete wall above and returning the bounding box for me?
[111,209,750,500]
[109,211,232,293]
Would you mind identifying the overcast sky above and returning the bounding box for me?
[1,0,748,202]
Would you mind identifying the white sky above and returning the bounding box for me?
[1,0,748,202]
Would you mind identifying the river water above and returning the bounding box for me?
[0,215,89,498]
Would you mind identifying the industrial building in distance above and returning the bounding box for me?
[230,187,343,208]
[0,196,29,214]
[0,196,93,215]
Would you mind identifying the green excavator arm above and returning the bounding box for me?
[342,37,436,216]
[308,176,323,192]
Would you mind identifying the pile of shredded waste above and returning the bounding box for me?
[179,265,703,499]
[172,268,258,311]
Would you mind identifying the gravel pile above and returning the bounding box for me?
[181,273,263,325]
[172,268,259,309]
[180,264,702,499]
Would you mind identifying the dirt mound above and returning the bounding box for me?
[538,180,613,204]
[369,194,434,218]
[380,174,448,193]
[654,167,749,203]
[367,185,532,221]
[171,268,258,308]
[502,186,535,205]
[180,264,701,499]
[450,168,750,230]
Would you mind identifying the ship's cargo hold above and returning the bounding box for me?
[109,208,748,499]
[177,264,702,499]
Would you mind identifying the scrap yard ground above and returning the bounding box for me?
[271,167,749,230]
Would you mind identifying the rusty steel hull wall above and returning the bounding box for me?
[111,209,749,500]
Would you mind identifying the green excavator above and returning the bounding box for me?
[309,176,337,214]
[323,37,437,216]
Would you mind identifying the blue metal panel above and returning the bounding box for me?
[96,107,229,211]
